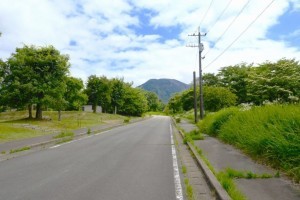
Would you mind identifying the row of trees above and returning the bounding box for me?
[166,58,300,113]
[203,58,300,105]
[85,75,163,116]
[166,86,237,113]
[0,45,163,119]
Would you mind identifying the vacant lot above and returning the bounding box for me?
[0,111,125,142]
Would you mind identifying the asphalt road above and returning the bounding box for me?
[0,116,182,200]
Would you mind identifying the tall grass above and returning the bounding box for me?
[198,104,300,182]
[198,107,239,136]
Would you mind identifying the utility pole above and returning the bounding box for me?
[193,71,198,123]
[188,27,206,119]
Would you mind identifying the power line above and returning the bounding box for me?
[204,0,252,57]
[204,0,276,69]
[206,0,233,34]
[200,0,214,26]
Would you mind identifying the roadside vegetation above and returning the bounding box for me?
[0,111,124,142]
[198,104,300,183]
[0,45,164,142]
[0,45,164,122]
[9,146,31,154]
[169,58,300,183]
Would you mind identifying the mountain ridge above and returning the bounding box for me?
[138,78,190,103]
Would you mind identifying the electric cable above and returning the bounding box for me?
[206,0,233,34]
[204,0,276,69]
[200,0,214,26]
[204,0,252,57]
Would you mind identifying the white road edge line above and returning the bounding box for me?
[50,130,112,149]
[170,124,184,200]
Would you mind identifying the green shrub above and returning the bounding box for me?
[10,146,31,154]
[123,117,130,123]
[187,129,204,140]
[175,117,181,123]
[53,131,74,139]
[87,128,91,135]
[198,107,239,136]
[218,104,300,182]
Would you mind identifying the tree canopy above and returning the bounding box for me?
[167,58,300,114]
[202,59,300,105]
[0,45,70,119]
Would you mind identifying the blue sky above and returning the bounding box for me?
[0,0,299,86]
[267,3,300,49]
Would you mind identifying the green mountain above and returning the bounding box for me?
[138,79,190,103]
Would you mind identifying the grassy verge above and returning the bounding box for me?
[55,137,73,145]
[145,111,168,116]
[184,178,195,200]
[53,131,74,144]
[123,117,130,123]
[0,111,125,142]
[198,104,300,183]
[183,129,204,144]
[53,131,74,139]
[10,146,31,154]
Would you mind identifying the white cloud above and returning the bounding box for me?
[0,0,299,87]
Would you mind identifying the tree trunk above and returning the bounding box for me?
[114,106,117,114]
[58,110,61,121]
[35,103,43,120]
[28,104,33,119]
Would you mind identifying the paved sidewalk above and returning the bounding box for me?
[178,119,300,200]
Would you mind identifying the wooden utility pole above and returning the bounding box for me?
[188,27,206,119]
[193,71,198,123]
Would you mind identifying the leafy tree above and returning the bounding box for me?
[247,59,300,104]
[144,91,163,112]
[203,86,237,111]
[169,86,236,113]
[118,87,148,116]
[0,45,70,119]
[0,59,7,111]
[217,64,251,104]
[65,77,88,110]
[85,75,112,113]
[167,93,183,114]
[203,73,220,86]
[110,78,127,114]
[180,88,195,111]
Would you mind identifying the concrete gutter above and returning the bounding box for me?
[173,119,231,200]
[187,140,231,200]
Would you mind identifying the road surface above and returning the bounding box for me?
[0,116,183,200]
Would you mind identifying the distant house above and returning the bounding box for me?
[82,105,102,113]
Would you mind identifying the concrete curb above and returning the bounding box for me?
[172,119,231,200]
[187,141,231,200]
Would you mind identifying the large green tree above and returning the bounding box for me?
[65,77,88,110]
[118,87,148,116]
[0,45,70,119]
[85,75,111,113]
[203,86,237,112]
[217,64,251,104]
[110,78,127,114]
[144,91,163,112]
[203,73,220,86]
[247,59,300,104]
[166,93,183,114]
[168,86,237,113]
